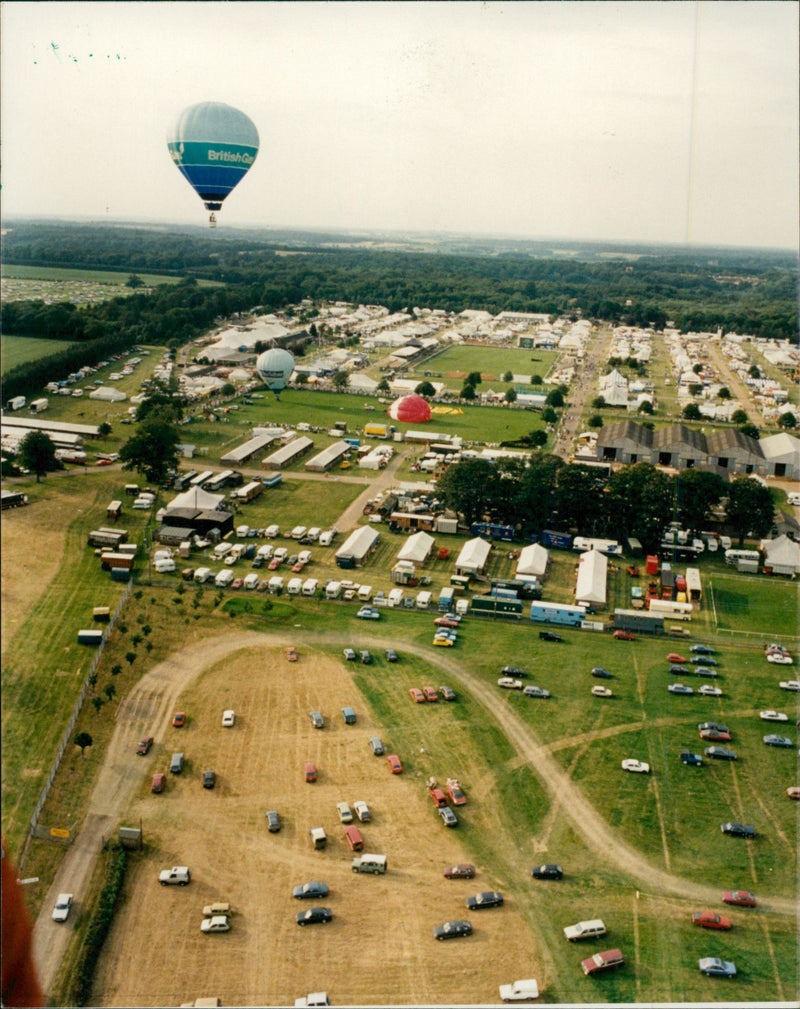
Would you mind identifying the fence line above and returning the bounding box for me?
[20,581,132,871]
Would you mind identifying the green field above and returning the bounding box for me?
[1,335,76,373]
[2,264,197,286]
[413,344,560,392]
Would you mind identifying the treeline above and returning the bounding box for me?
[436,457,775,550]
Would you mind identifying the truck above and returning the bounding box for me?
[498,979,540,1002]
[158,866,191,886]
[29,397,49,413]
[7,396,26,411]
[351,853,387,875]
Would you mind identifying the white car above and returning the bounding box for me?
[497,677,523,690]
[698,685,723,697]
[222,709,235,727]
[767,652,792,665]
[779,680,800,691]
[200,914,230,933]
[760,710,788,722]
[622,759,651,774]
[591,685,612,698]
[52,893,74,922]
[499,978,540,1002]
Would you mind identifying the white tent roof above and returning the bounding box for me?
[515,543,549,578]
[575,548,608,605]
[167,487,225,512]
[455,537,491,572]
[761,534,800,572]
[89,386,127,402]
[760,432,800,464]
[397,531,435,564]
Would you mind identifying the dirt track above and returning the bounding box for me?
[33,629,796,1006]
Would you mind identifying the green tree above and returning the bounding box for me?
[778,411,797,429]
[125,274,145,289]
[717,387,731,399]
[638,400,654,415]
[376,378,390,392]
[415,381,436,397]
[125,651,137,665]
[748,364,761,379]
[104,683,116,702]
[545,389,564,408]
[541,407,557,424]
[588,414,603,428]
[466,371,482,387]
[91,696,104,714]
[591,396,606,409]
[683,403,702,421]
[504,388,517,404]
[19,430,59,482]
[726,477,774,546]
[74,731,93,756]
[460,383,477,400]
[606,463,673,549]
[120,420,179,484]
[221,382,236,396]
[531,374,543,386]
[675,469,726,533]
[295,372,309,385]
[530,429,547,447]
[692,363,703,375]
[332,371,349,391]
[731,409,748,425]
[134,376,186,425]
[739,422,760,440]
[436,458,497,525]
[503,370,513,383]
[688,384,703,397]
[98,422,112,437]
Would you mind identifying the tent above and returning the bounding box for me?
[166,487,225,512]
[575,548,607,606]
[515,543,549,579]
[455,537,491,575]
[397,531,435,565]
[761,534,800,576]
[89,386,127,402]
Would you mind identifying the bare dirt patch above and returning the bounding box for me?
[92,639,538,1007]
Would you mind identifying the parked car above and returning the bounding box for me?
[438,806,458,827]
[439,685,456,701]
[265,810,281,832]
[668,683,694,695]
[385,648,398,662]
[203,769,216,789]
[292,881,329,899]
[722,890,756,907]
[158,866,191,885]
[766,651,792,665]
[309,711,324,729]
[694,666,719,678]
[304,762,317,783]
[151,772,166,793]
[581,949,624,975]
[356,606,380,620]
[523,685,550,698]
[531,864,563,880]
[433,919,472,941]
[564,919,607,941]
[52,893,74,922]
[336,801,353,824]
[691,655,717,666]
[286,646,297,662]
[498,677,523,690]
[698,957,736,977]
[409,688,425,703]
[666,653,686,663]
[172,711,186,728]
[386,754,403,774]
[465,891,503,910]
[498,978,540,1002]
[680,751,703,766]
[698,685,723,696]
[136,736,154,755]
[787,786,800,799]
[763,734,794,748]
[691,644,716,655]
[669,665,690,676]
[343,648,356,661]
[539,631,563,642]
[705,746,737,761]
[200,914,230,934]
[721,822,755,838]
[591,667,613,678]
[422,686,439,702]
[591,685,613,698]
[341,706,356,724]
[613,629,635,640]
[296,907,332,926]
[760,710,789,722]
[779,679,800,690]
[444,863,475,879]
[353,800,371,822]
[359,650,372,664]
[222,709,235,728]
[621,759,650,773]
[369,736,386,756]
[692,910,731,930]
[501,665,527,677]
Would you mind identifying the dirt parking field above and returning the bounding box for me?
[93,641,540,1007]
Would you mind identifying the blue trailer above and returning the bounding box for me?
[529,601,586,627]
[261,473,283,488]
[470,522,515,542]
[539,530,573,550]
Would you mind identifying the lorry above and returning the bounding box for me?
[351,853,387,875]
[159,866,191,885]
[498,979,540,1002]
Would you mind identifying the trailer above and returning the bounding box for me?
[685,568,702,601]
[470,521,515,542]
[472,596,523,619]
[435,515,459,535]
[77,629,104,645]
[1,490,29,510]
[539,530,573,550]
[29,398,49,413]
[100,552,134,571]
[261,472,283,488]
[173,470,198,492]
[647,598,693,620]
[573,536,623,556]
[529,601,586,626]
[438,586,455,611]
[190,470,214,487]
[613,608,665,634]
[234,480,264,503]
[204,470,236,492]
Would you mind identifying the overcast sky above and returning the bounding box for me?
[2,1,797,249]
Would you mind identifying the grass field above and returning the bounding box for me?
[1,335,76,373]
[412,344,560,392]
[1,264,201,286]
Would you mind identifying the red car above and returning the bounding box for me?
[172,712,186,728]
[387,754,403,774]
[666,653,686,663]
[581,949,625,976]
[231,578,244,590]
[286,646,297,662]
[434,616,459,628]
[722,890,756,907]
[444,863,476,879]
[613,630,635,640]
[422,686,439,702]
[136,736,154,756]
[692,910,731,930]
[700,728,731,742]
[267,557,281,570]
[304,762,317,783]
[151,772,166,793]
[409,688,425,703]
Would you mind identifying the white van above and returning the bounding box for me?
[215,569,234,587]
[268,575,284,594]
[318,530,336,547]
[265,524,280,538]
[194,567,212,583]
[153,549,173,563]
[388,588,404,608]
[357,585,373,602]
[306,527,321,542]
[325,581,342,599]
[274,547,288,563]
[257,544,274,561]
[416,590,432,609]
[287,577,303,595]
[243,573,260,590]
[291,526,307,540]
[213,542,233,559]
[154,558,176,574]
[302,578,319,596]
[788,492,800,506]
[297,550,312,565]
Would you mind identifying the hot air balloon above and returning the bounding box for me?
[387,394,432,424]
[167,101,259,226]
[256,347,295,399]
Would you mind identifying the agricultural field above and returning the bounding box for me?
[1,264,214,307]
[1,335,76,374]
[411,344,560,392]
